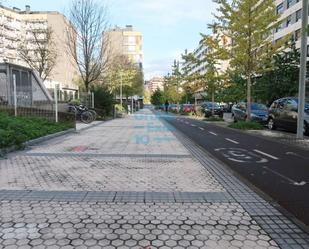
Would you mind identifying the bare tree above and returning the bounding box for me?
[66,0,110,92]
[19,27,57,81]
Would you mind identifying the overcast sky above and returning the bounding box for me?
[4,0,217,79]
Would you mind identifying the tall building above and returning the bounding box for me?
[0,5,78,96]
[184,31,230,76]
[105,25,143,69]
[269,0,309,96]
[182,31,230,103]
[273,0,304,47]
[146,77,164,93]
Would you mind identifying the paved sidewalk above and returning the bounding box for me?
[0,109,308,248]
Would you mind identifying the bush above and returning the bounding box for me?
[228,121,264,130]
[68,99,81,106]
[93,86,115,117]
[204,117,224,122]
[0,112,72,149]
[115,104,126,113]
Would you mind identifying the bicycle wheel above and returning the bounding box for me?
[89,109,97,121]
[80,111,93,124]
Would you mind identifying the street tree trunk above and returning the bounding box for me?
[246,76,252,121]
[211,90,215,116]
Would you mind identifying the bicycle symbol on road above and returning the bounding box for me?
[215,148,268,164]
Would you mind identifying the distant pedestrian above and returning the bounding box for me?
[164,100,169,112]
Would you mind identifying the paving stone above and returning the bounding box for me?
[0,109,308,249]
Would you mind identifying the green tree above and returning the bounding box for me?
[105,55,144,101]
[181,50,203,104]
[92,85,115,117]
[254,39,300,104]
[163,74,183,104]
[151,89,165,106]
[213,0,283,120]
[217,71,246,103]
[143,88,151,104]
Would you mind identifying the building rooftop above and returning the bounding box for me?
[0,4,61,16]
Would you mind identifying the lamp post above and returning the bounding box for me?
[297,0,308,139]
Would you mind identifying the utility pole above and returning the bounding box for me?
[297,0,308,139]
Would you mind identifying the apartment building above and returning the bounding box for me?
[105,25,143,69]
[146,76,164,93]
[184,32,230,76]
[0,5,78,97]
[273,0,305,46]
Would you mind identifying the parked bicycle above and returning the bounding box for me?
[68,104,96,124]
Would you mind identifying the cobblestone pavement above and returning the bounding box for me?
[0,109,309,248]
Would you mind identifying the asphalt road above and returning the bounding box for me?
[163,115,309,226]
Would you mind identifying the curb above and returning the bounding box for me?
[25,128,76,147]
[76,119,112,133]
[0,128,75,157]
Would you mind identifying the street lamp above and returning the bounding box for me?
[297,0,308,139]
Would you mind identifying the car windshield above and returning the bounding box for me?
[293,100,309,110]
[251,103,267,111]
[205,103,220,108]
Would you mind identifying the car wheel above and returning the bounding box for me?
[267,118,276,130]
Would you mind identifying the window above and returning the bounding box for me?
[127,36,135,45]
[296,9,302,22]
[276,22,284,32]
[276,3,284,15]
[295,29,301,40]
[286,15,292,27]
[285,99,298,111]
[287,0,293,9]
[128,45,135,52]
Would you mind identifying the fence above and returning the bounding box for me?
[0,85,75,126]
[0,63,75,126]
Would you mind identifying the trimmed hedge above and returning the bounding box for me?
[228,121,264,130]
[0,112,73,149]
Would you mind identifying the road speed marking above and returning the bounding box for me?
[254,150,279,160]
[209,132,218,136]
[215,148,268,164]
[225,138,239,144]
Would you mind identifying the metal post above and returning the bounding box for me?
[131,96,134,114]
[13,74,17,117]
[297,0,308,139]
[54,84,59,123]
[120,72,123,107]
[91,92,94,109]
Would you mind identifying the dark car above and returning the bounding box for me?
[232,102,269,124]
[202,102,224,117]
[268,97,309,135]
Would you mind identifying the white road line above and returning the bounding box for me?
[185,122,189,125]
[191,124,196,127]
[225,138,239,144]
[254,149,279,160]
[209,132,218,136]
[199,127,205,131]
[263,166,305,186]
